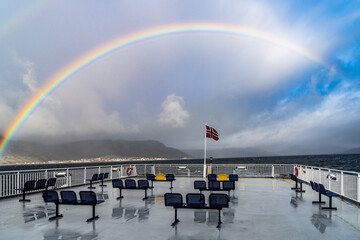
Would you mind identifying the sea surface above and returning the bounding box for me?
[1,154,360,173]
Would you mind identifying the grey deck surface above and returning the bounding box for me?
[0,177,359,240]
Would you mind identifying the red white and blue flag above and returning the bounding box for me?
[206,125,219,141]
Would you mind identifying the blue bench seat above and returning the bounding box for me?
[146,174,175,189]
[112,179,150,200]
[164,192,229,228]
[42,190,104,222]
[194,180,235,195]
[318,183,339,210]
[289,174,306,193]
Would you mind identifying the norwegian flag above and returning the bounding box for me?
[206,125,219,141]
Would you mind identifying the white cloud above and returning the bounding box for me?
[158,94,190,128]
[222,85,360,153]
[13,55,38,93]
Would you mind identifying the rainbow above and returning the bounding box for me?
[0,22,331,158]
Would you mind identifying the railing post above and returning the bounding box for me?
[328,169,331,190]
[340,171,344,196]
[84,167,87,184]
[98,166,101,174]
[319,169,321,184]
[134,165,137,176]
[66,168,69,187]
[45,170,48,179]
[120,165,124,178]
[357,174,360,202]
[16,171,20,190]
[311,167,313,182]
[110,166,113,180]
[271,165,274,178]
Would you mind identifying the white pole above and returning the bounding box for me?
[203,125,207,178]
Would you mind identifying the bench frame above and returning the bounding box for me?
[165,193,229,228]
[42,190,104,222]
[146,174,175,190]
[113,179,150,200]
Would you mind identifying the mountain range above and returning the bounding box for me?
[1,139,188,164]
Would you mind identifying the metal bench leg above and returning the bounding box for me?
[86,205,99,222]
[117,188,124,200]
[296,182,305,193]
[170,181,173,190]
[322,196,337,210]
[100,179,107,187]
[291,181,299,190]
[312,192,325,204]
[19,191,31,202]
[88,181,96,189]
[217,209,222,228]
[142,189,148,200]
[171,207,180,227]
[49,203,63,221]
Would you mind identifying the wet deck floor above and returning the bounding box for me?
[0,177,359,239]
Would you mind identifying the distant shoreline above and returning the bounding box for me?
[1,153,360,173]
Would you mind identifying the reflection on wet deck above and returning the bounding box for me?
[0,177,359,239]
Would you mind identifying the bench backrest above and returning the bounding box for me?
[194,180,207,190]
[146,174,156,181]
[112,179,124,188]
[208,174,217,182]
[166,174,175,181]
[24,180,36,190]
[164,193,183,207]
[218,174,228,181]
[156,174,166,181]
[125,179,137,188]
[229,174,238,182]
[222,181,235,190]
[104,172,109,179]
[91,173,99,181]
[209,193,229,208]
[80,191,97,205]
[42,190,59,203]
[208,181,220,190]
[61,191,78,204]
[35,179,47,189]
[186,193,205,208]
[314,182,320,192]
[98,173,104,180]
[310,181,315,191]
[46,178,56,188]
[138,180,149,189]
[318,184,327,195]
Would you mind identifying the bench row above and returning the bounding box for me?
[208,174,238,182]
[289,174,340,210]
[86,172,109,189]
[194,180,235,194]
[16,178,57,202]
[164,192,229,228]
[112,179,150,200]
[310,181,339,210]
[146,174,175,189]
[42,190,104,222]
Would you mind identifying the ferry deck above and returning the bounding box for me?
[0,176,360,240]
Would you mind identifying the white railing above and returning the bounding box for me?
[296,165,360,203]
[1,163,359,203]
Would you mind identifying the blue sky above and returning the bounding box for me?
[0,0,360,155]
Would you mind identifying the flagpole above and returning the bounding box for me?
[203,124,207,178]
